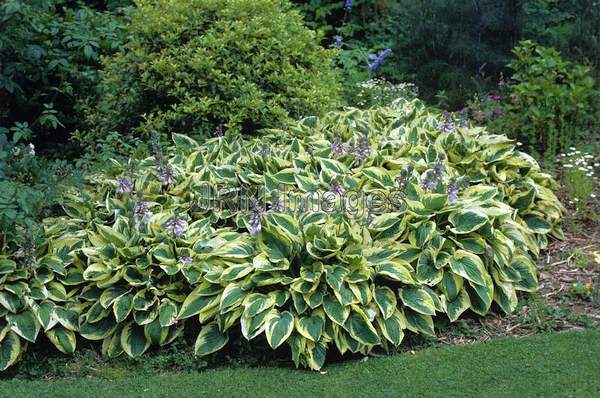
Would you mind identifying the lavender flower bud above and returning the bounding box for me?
[159,165,177,187]
[133,200,152,228]
[368,48,392,71]
[165,217,187,237]
[116,177,133,194]
[329,179,346,195]
[447,178,459,203]
[248,210,262,234]
[331,133,348,157]
[179,255,193,266]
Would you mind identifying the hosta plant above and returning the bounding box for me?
[0,98,563,370]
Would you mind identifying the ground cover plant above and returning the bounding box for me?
[0,98,564,371]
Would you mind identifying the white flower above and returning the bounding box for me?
[563,164,573,168]
[594,163,599,167]
[574,198,579,202]
[28,143,35,156]
[569,147,577,151]
[591,194,597,198]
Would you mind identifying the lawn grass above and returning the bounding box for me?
[1,329,599,398]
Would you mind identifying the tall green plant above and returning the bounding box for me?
[480,41,599,162]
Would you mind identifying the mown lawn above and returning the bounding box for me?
[2,330,599,398]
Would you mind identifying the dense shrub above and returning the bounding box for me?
[0,99,563,371]
[0,0,127,150]
[466,41,600,162]
[295,0,600,107]
[83,0,341,144]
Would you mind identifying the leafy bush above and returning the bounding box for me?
[0,126,78,252]
[0,99,563,371]
[0,0,127,148]
[296,1,600,108]
[83,0,341,144]
[466,41,600,162]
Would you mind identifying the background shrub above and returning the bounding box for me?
[0,0,127,154]
[466,41,600,162]
[84,0,341,144]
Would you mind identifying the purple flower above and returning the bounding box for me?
[179,255,193,266]
[432,162,445,179]
[498,79,508,88]
[368,48,392,71]
[493,108,503,116]
[439,121,456,134]
[165,217,187,237]
[420,177,437,192]
[269,192,284,213]
[248,210,262,234]
[493,95,502,101]
[329,179,346,195]
[333,37,344,47]
[331,133,348,157]
[159,165,177,187]
[133,200,152,228]
[447,178,459,203]
[352,135,370,163]
[344,0,352,10]
[116,177,133,194]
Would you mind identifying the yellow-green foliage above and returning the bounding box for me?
[83,0,341,143]
[0,99,564,371]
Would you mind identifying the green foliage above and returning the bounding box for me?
[467,41,600,162]
[0,0,127,147]
[558,148,597,215]
[295,1,600,107]
[84,0,341,144]
[0,99,564,371]
[0,126,77,254]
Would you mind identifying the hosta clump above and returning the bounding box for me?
[0,239,85,371]
[1,99,563,371]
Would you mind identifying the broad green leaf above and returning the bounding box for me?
[265,311,294,349]
[6,309,40,343]
[399,287,436,315]
[113,293,134,323]
[322,295,349,326]
[295,313,324,342]
[346,309,380,346]
[449,209,488,234]
[121,322,150,358]
[449,250,488,287]
[374,286,397,320]
[446,289,471,322]
[0,331,21,371]
[46,326,77,354]
[195,322,229,356]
